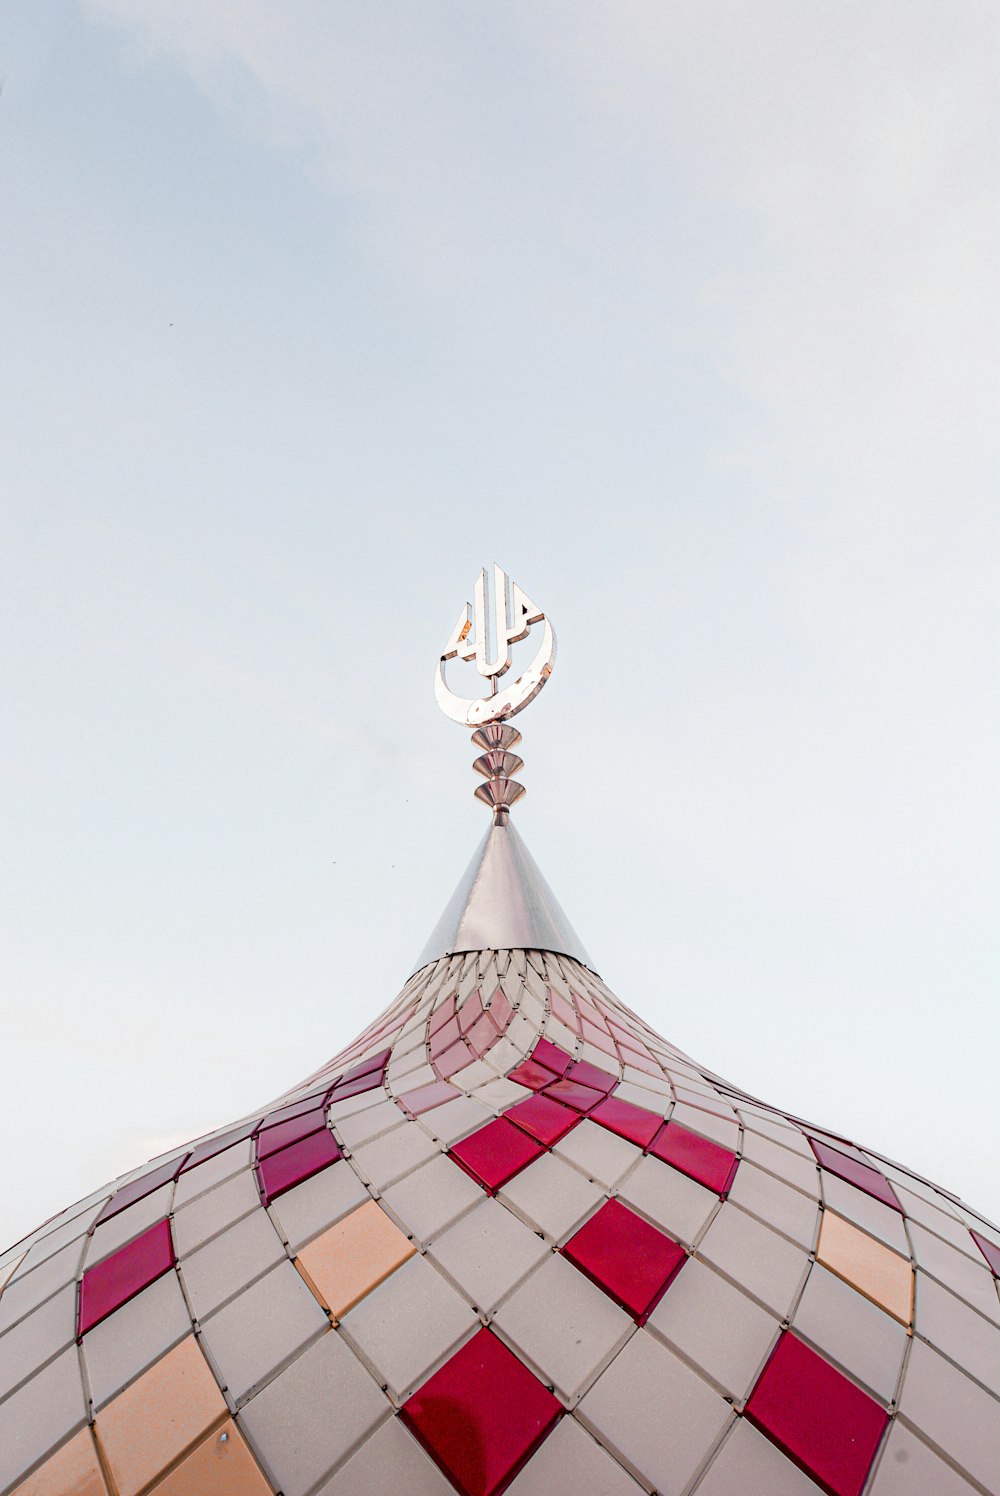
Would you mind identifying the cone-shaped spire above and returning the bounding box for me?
[413,814,592,973]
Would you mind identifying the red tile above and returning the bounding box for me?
[330,1049,390,1100]
[78,1218,174,1336]
[256,1091,331,1130]
[530,1038,572,1076]
[566,1059,616,1093]
[95,1155,189,1226]
[449,1118,545,1194]
[402,1327,562,1496]
[562,1198,686,1322]
[591,1094,663,1149]
[466,1010,502,1057]
[431,1013,463,1053]
[971,1229,1000,1277]
[399,1079,460,1116]
[745,1331,888,1496]
[256,1127,342,1204]
[542,1077,605,1114]
[809,1140,901,1212]
[181,1122,261,1174]
[649,1122,738,1196]
[507,1058,561,1092]
[506,1094,579,1147]
[256,1107,328,1160]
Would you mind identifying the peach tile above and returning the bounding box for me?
[12,1428,108,1496]
[149,1418,272,1495]
[296,1200,415,1319]
[817,1208,913,1324]
[94,1336,226,1496]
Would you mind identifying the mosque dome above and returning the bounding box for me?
[1,569,998,1496]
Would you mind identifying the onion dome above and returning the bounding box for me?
[2,567,999,1496]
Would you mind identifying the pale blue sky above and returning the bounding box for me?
[1,1,997,1245]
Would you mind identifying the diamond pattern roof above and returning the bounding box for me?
[1,947,998,1495]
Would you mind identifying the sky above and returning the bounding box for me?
[0,1,997,1248]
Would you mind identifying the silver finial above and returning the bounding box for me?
[435,565,556,820]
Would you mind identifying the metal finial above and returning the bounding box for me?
[435,566,556,821]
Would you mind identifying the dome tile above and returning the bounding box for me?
[0,1239,84,1339]
[914,1270,1000,1396]
[577,1329,732,1496]
[0,1347,87,1494]
[505,1094,579,1148]
[551,1120,642,1194]
[268,1160,368,1255]
[177,1208,286,1322]
[401,1326,562,1496]
[237,1328,387,1496]
[0,1282,75,1405]
[590,1095,662,1150]
[740,1130,821,1197]
[815,1210,912,1325]
[427,1198,550,1315]
[726,1164,821,1252]
[256,1108,328,1161]
[617,1155,718,1249]
[172,1171,259,1257]
[348,1123,439,1192]
[561,1198,686,1323]
[492,1253,632,1403]
[421,1095,496,1148]
[693,1418,824,1496]
[646,1256,779,1402]
[9,1426,107,1496]
[83,1272,190,1410]
[505,1414,646,1495]
[78,1218,174,1337]
[896,1337,1000,1490]
[340,1254,479,1403]
[85,1185,175,1270]
[698,1204,809,1318]
[379,1152,483,1247]
[199,1261,328,1405]
[316,1415,454,1496]
[541,1077,605,1114]
[256,1128,343,1206]
[791,1264,906,1404]
[149,1418,271,1496]
[92,1336,225,1496]
[819,1174,909,1255]
[173,1140,254,1208]
[866,1421,982,1496]
[449,1118,546,1195]
[808,1143,900,1213]
[296,1200,415,1320]
[648,1122,738,1198]
[94,1157,189,1230]
[906,1221,1000,1321]
[497,1153,605,1245]
[971,1228,1000,1278]
[745,1331,888,1496]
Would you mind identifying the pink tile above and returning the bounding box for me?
[565,1059,617,1094]
[649,1122,738,1196]
[78,1219,174,1336]
[590,1095,663,1150]
[181,1123,260,1174]
[745,1331,888,1496]
[810,1141,901,1212]
[507,1059,561,1092]
[402,1327,562,1496]
[450,1119,546,1195]
[256,1129,342,1205]
[256,1107,328,1160]
[543,1078,605,1114]
[94,1158,187,1227]
[562,1198,687,1322]
[971,1229,1000,1277]
[531,1038,572,1076]
[506,1094,580,1147]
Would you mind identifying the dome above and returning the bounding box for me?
[2,571,998,1496]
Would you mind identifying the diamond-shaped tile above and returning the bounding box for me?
[564,1059,616,1094]
[296,1199,415,1318]
[506,1094,579,1147]
[648,1122,738,1196]
[745,1331,888,1496]
[541,1078,605,1114]
[450,1118,546,1194]
[530,1039,572,1076]
[590,1094,662,1149]
[562,1198,687,1322]
[810,1142,900,1213]
[816,1210,913,1325]
[971,1228,1000,1277]
[402,1327,562,1496]
[256,1128,342,1205]
[256,1107,328,1160]
[77,1219,174,1337]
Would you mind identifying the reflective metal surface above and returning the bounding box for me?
[412,815,593,973]
[434,565,556,728]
